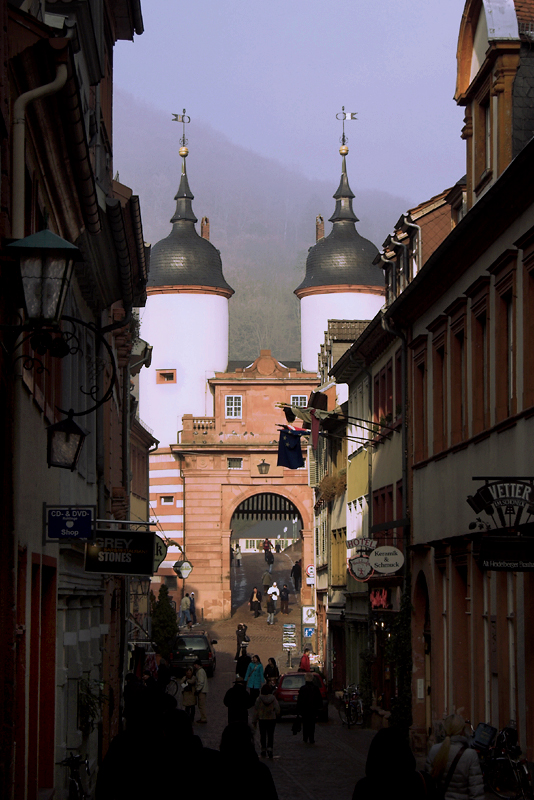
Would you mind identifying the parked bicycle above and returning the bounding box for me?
[57,752,90,800]
[338,684,363,727]
[469,720,533,800]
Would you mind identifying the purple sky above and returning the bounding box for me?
[114,0,467,211]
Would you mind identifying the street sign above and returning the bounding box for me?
[45,505,95,542]
[85,532,155,575]
[283,622,297,649]
[153,536,168,571]
[305,564,315,577]
[304,627,315,638]
[302,606,316,624]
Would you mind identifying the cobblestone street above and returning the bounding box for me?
[186,550,376,799]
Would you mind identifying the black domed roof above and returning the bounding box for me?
[295,156,383,293]
[148,161,234,295]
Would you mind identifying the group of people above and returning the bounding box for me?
[178,591,197,628]
[249,571,291,622]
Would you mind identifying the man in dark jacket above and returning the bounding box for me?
[296,673,323,744]
[223,677,254,723]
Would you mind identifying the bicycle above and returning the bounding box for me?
[469,720,533,800]
[56,752,90,800]
[338,684,363,727]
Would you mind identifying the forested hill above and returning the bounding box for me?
[114,90,414,362]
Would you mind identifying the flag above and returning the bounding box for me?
[344,112,357,120]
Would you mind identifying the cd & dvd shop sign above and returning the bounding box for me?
[85,532,155,575]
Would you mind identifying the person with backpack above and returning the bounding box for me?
[352,727,429,800]
[425,714,484,800]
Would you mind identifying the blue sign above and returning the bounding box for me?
[46,506,94,541]
[304,627,315,638]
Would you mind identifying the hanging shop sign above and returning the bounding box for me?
[348,555,374,582]
[479,530,534,571]
[173,560,193,579]
[85,532,155,575]
[368,545,404,574]
[468,479,534,527]
[45,505,95,542]
[153,536,168,571]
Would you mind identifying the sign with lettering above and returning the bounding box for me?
[368,546,404,575]
[85,532,155,575]
[479,535,534,571]
[468,479,534,528]
[46,506,95,542]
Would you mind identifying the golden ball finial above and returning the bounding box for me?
[339,144,349,156]
[179,146,189,158]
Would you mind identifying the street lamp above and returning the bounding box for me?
[47,412,89,471]
[7,229,82,325]
[257,459,270,475]
[3,229,120,467]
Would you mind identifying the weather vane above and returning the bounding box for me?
[336,106,357,147]
[172,109,191,148]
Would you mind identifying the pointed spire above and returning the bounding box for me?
[170,148,197,223]
[329,146,359,223]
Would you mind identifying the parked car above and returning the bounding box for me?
[274,671,329,721]
[168,630,218,677]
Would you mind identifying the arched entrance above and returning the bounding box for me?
[229,492,303,612]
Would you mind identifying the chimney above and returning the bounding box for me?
[201,216,210,240]
[316,215,324,241]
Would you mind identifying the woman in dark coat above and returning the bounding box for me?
[263,657,280,687]
[249,587,262,618]
[352,727,427,800]
[235,622,248,660]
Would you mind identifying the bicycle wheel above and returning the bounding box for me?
[166,678,180,698]
[354,699,364,725]
[488,758,522,799]
[339,703,354,727]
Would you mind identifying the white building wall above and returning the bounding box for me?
[300,292,384,372]
[140,292,229,446]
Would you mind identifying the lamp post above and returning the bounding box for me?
[257,459,270,475]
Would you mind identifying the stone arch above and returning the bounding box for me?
[222,486,312,532]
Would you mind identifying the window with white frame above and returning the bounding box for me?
[160,495,174,505]
[291,395,307,407]
[225,395,242,418]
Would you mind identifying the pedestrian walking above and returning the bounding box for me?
[299,648,311,672]
[280,584,290,614]
[262,538,273,563]
[193,659,208,723]
[267,581,280,611]
[223,676,253,724]
[296,672,322,743]
[249,586,262,618]
[266,549,274,573]
[290,560,302,592]
[235,622,249,659]
[254,683,280,759]
[262,569,273,594]
[181,666,197,723]
[245,654,265,703]
[236,647,251,679]
[189,591,197,625]
[264,657,280,688]
[266,596,275,625]
[179,593,192,628]
[425,714,484,800]
[235,544,242,567]
[352,726,429,800]
[219,721,280,800]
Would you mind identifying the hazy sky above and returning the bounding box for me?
[114,0,467,210]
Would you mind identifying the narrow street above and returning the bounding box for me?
[186,550,376,800]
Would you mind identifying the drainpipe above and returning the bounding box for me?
[401,217,422,276]
[12,63,68,239]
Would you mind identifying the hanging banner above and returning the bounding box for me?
[85,532,155,575]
